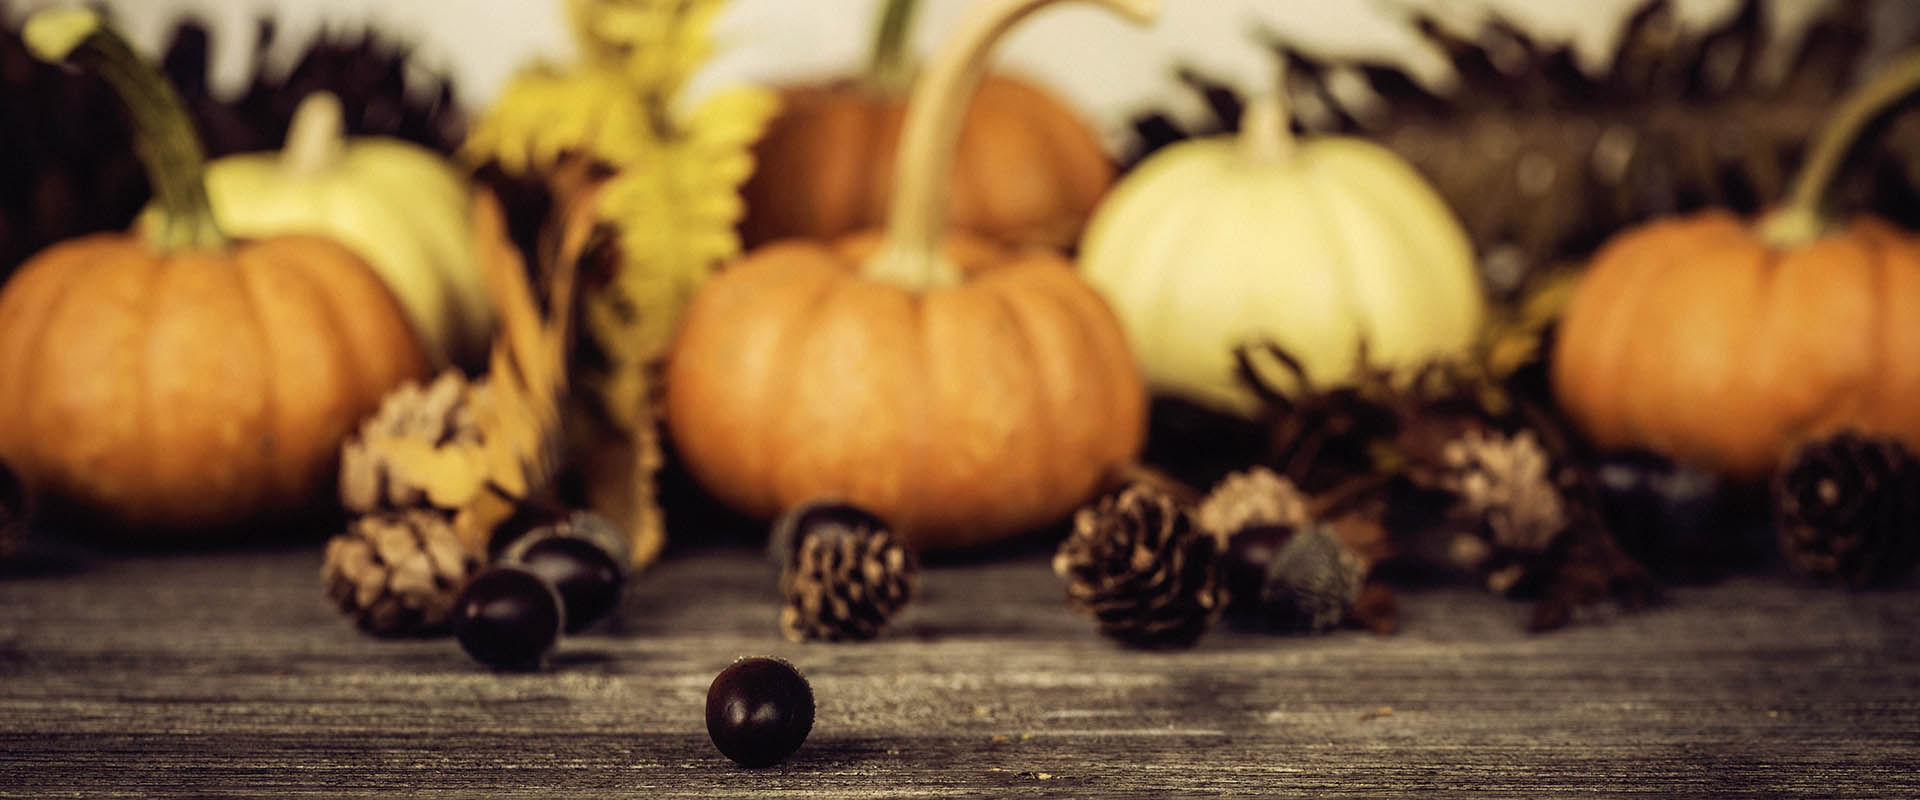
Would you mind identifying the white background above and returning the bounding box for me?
[5,0,1888,148]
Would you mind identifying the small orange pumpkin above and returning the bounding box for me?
[0,10,427,530]
[669,0,1155,550]
[1552,50,1920,479]
[738,0,1113,251]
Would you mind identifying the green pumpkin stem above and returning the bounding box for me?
[1764,48,1920,248]
[865,0,921,92]
[282,92,349,176]
[24,8,224,253]
[865,0,1160,291]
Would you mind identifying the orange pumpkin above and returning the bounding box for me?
[1552,50,1920,479]
[668,0,1156,551]
[738,0,1113,251]
[0,10,426,530]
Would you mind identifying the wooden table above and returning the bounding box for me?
[2,536,1916,797]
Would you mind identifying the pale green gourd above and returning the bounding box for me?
[1081,95,1485,415]
[138,93,492,369]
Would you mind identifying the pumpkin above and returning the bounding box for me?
[141,92,494,370]
[1080,92,1486,415]
[1552,50,1920,480]
[0,9,428,531]
[738,0,1113,251]
[667,0,1155,551]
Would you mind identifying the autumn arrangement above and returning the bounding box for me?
[1,0,1917,689]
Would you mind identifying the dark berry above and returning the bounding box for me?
[513,535,624,633]
[705,657,814,768]
[770,500,889,563]
[1592,451,1769,582]
[452,567,563,670]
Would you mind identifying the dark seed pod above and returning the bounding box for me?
[452,566,564,670]
[705,657,814,768]
[501,511,628,633]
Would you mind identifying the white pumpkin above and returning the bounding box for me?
[1081,96,1485,415]
[140,93,493,369]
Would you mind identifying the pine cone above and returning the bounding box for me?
[1434,429,1567,595]
[774,502,917,642]
[322,509,481,636]
[1440,429,1566,553]
[339,371,491,514]
[1776,432,1920,588]
[1196,467,1311,541]
[0,457,23,559]
[1053,484,1225,648]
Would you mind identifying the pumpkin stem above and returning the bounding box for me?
[866,0,1160,291]
[864,0,921,93]
[1238,93,1295,164]
[24,8,224,253]
[282,92,349,176]
[1764,48,1920,248]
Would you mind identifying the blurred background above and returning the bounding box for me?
[5,0,1910,149]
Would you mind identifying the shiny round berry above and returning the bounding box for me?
[705,657,814,768]
[513,535,624,633]
[453,567,563,670]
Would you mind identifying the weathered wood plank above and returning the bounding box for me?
[1,543,1916,797]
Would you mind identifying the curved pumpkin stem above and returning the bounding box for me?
[864,0,921,92]
[24,8,225,253]
[282,92,349,177]
[1764,48,1920,248]
[1238,94,1296,164]
[863,0,1161,291]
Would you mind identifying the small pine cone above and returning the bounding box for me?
[339,371,491,514]
[1053,483,1225,648]
[1439,429,1566,554]
[1776,432,1920,588]
[1196,466,1312,541]
[322,509,481,636]
[774,502,917,642]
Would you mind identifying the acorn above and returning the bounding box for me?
[706,657,814,768]
[500,510,628,633]
[452,566,564,670]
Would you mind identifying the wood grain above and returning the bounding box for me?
[1,541,1916,797]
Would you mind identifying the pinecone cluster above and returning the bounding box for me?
[774,502,917,643]
[322,509,480,636]
[326,372,504,636]
[1053,483,1225,648]
[339,371,492,514]
[1435,429,1569,594]
[1440,429,1565,552]
[1775,432,1920,588]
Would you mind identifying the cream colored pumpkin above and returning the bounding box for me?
[140,93,492,369]
[1081,97,1485,415]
